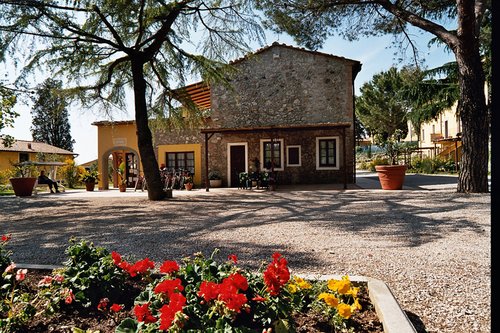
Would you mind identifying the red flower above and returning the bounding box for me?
[1,234,11,242]
[225,273,248,291]
[154,278,184,297]
[158,293,186,330]
[228,254,238,264]
[252,295,267,302]
[117,261,132,272]
[97,298,109,311]
[220,290,247,312]
[128,258,155,277]
[263,252,290,296]
[111,251,122,265]
[110,304,123,312]
[134,303,157,323]
[159,260,179,274]
[198,281,219,302]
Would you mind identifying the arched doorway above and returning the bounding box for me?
[99,146,140,190]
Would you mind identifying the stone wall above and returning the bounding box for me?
[210,44,356,128]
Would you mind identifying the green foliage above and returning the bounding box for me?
[11,162,38,178]
[58,238,128,308]
[409,156,456,174]
[0,236,12,274]
[256,0,491,193]
[356,67,419,141]
[0,236,35,331]
[30,79,75,151]
[60,159,84,188]
[0,87,18,147]
[0,0,265,200]
[80,169,100,184]
[208,170,221,180]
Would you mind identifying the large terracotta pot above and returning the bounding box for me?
[85,181,96,191]
[9,177,37,197]
[184,183,193,191]
[375,165,407,190]
[209,179,222,188]
[119,184,127,192]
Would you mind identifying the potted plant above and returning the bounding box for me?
[374,131,412,190]
[116,161,127,192]
[184,176,193,191]
[208,170,222,188]
[81,169,100,191]
[9,162,38,197]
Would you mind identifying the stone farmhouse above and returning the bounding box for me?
[93,43,362,190]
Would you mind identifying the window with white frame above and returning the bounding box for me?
[316,136,339,170]
[260,139,284,171]
[286,145,301,167]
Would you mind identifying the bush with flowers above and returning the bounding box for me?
[0,236,373,332]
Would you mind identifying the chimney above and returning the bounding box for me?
[27,143,32,149]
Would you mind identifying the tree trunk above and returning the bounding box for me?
[131,59,166,200]
[455,0,489,193]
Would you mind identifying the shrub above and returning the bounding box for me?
[60,159,84,188]
[57,238,128,309]
[0,170,14,186]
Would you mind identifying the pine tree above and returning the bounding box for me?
[31,79,74,152]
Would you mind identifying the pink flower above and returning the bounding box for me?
[1,234,11,242]
[16,269,27,281]
[53,274,65,283]
[38,275,53,287]
[62,288,75,304]
[4,262,16,273]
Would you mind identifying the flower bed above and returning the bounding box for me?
[1,236,384,332]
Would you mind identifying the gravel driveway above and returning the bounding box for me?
[0,186,490,333]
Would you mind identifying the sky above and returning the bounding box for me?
[2,27,455,164]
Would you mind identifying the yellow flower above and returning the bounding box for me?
[318,293,339,308]
[294,276,312,290]
[351,298,362,311]
[346,286,359,297]
[337,303,352,319]
[329,276,351,294]
[288,283,298,294]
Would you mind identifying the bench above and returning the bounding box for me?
[33,180,65,194]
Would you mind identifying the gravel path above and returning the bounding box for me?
[0,187,490,333]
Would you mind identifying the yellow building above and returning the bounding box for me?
[92,120,203,190]
[0,139,76,172]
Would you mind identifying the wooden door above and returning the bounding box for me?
[229,145,246,187]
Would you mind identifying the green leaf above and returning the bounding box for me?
[115,318,139,333]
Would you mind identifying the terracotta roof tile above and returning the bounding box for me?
[0,139,76,155]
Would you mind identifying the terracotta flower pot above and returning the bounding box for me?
[119,184,127,192]
[375,165,407,190]
[9,177,37,197]
[85,181,96,191]
[184,183,193,191]
[209,179,222,188]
